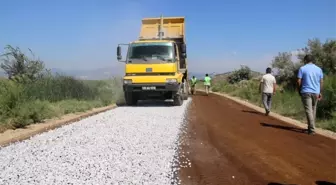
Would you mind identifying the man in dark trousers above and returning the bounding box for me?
[297,54,323,135]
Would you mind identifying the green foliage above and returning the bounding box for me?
[24,74,97,102]
[227,65,252,84]
[0,45,45,82]
[0,45,124,132]
[54,100,102,114]
[301,38,336,75]
[271,52,302,90]
[317,76,336,119]
[10,100,54,128]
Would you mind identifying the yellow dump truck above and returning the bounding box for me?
[116,15,189,106]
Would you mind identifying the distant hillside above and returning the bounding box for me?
[50,67,123,80]
[213,70,263,82]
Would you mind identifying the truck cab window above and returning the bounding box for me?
[128,42,174,63]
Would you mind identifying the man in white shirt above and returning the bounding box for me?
[259,67,276,116]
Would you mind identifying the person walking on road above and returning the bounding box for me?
[297,54,323,135]
[204,74,211,95]
[190,76,198,95]
[259,67,276,116]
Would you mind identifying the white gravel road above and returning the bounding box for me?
[0,98,191,185]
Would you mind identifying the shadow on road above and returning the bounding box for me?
[116,100,175,107]
[315,181,336,185]
[242,109,264,115]
[190,93,208,96]
[260,122,306,134]
[268,181,336,185]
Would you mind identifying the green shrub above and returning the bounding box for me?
[318,118,336,132]
[0,45,124,132]
[55,100,99,114]
[0,76,123,131]
[227,66,252,84]
[24,74,97,102]
[10,100,55,127]
[317,75,336,119]
[0,80,26,116]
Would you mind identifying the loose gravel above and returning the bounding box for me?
[0,98,191,185]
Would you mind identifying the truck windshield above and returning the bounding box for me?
[127,42,174,63]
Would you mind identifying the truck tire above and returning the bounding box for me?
[182,83,188,100]
[173,95,183,106]
[183,93,189,100]
[125,92,138,106]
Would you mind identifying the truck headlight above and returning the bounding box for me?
[123,79,132,84]
[166,78,177,83]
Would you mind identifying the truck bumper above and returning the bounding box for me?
[123,83,180,92]
[123,83,180,100]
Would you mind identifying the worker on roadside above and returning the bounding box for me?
[204,74,211,95]
[259,67,276,116]
[190,76,197,95]
[297,54,323,135]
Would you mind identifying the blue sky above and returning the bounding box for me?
[0,0,335,73]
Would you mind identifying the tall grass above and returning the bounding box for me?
[0,75,123,132]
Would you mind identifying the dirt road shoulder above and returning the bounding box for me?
[197,90,336,140]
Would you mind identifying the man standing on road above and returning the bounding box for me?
[260,67,276,116]
[204,74,211,95]
[190,76,198,95]
[297,54,323,135]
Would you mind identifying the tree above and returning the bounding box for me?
[0,45,45,82]
[323,40,336,74]
[298,38,336,75]
[271,52,301,89]
[227,65,252,84]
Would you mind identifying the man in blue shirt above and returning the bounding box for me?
[297,54,323,135]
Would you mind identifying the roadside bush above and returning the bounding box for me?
[55,100,101,114]
[317,75,336,119]
[0,45,124,132]
[228,66,252,84]
[0,78,122,132]
[10,100,55,128]
[0,80,25,117]
[24,74,97,102]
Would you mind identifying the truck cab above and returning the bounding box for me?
[117,16,188,106]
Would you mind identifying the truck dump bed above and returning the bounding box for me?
[139,16,187,72]
[139,17,185,40]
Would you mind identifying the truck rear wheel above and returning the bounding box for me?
[181,82,189,100]
[125,92,138,106]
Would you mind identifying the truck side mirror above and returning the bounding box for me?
[181,44,187,58]
[182,53,187,58]
[181,44,186,54]
[117,46,122,61]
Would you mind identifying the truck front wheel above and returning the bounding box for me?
[124,92,138,106]
[173,94,183,106]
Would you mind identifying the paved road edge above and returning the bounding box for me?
[0,104,117,147]
[196,90,336,140]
